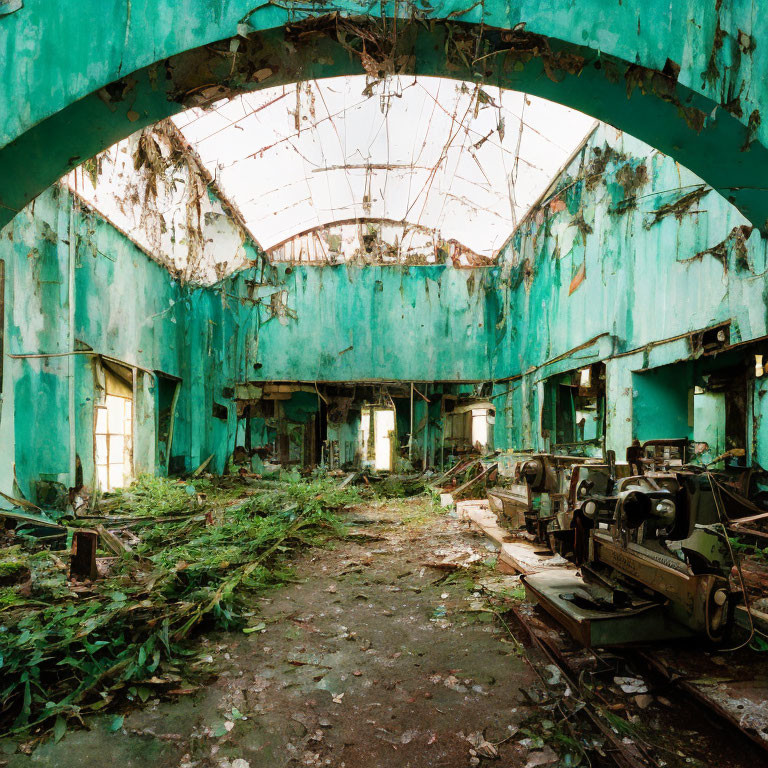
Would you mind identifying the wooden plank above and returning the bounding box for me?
[495,558,519,575]
[728,524,768,544]
[460,500,573,575]
[338,472,358,489]
[0,507,64,529]
[0,490,42,512]
[458,501,512,546]
[192,453,214,477]
[431,458,476,489]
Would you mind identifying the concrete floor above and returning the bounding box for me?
[4,501,543,768]
[4,498,763,768]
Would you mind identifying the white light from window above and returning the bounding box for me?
[95,394,133,491]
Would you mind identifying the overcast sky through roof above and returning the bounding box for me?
[173,76,596,256]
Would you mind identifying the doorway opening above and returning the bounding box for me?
[542,363,606,454]
[632,346,758,466]
[360,406,396,472]
[471,407,493,451]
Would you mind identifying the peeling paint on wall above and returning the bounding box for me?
[493,124,768,461]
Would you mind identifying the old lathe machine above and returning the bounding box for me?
[488,442,740,645]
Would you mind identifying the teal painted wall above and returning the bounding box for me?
[492,125,768,463]
[633,364,694,442]
[0,186,192,501]
[0,184,267,502]
[5,123,768,501]
[227,263,499,383]
[0,186,501,501]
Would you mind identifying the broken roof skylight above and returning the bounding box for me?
[68,75,595,282]
[173,76,596,257]
[268,219,490,265]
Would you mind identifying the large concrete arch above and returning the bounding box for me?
[1,1,767,232]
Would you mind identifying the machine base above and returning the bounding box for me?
[522,569,695,647]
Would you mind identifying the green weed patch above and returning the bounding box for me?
[0,476,359,739]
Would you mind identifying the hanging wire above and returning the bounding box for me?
[705,470,764,652]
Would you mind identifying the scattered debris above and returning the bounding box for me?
[614,676,649,695]
[465,730,499,759]
[635,693,653,709]
[524,745,558,767]
[0,475,361,737]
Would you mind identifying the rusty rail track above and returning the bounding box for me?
[500,602,656,768]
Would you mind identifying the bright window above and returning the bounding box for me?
[95,394,133,491]
[374,409,396,471]
[360,406,396,471]
[471,408,489,449]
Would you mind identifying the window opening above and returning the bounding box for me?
[544,363,606,449]
[94,360,134,491]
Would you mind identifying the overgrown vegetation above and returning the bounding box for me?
[0,476,363,740]
[728,535,768,564]
[382,495,440,527]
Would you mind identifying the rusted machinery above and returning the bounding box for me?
[487,452,609,551]
[522,442,738,646]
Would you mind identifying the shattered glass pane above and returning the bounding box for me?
[109,435,124,458]
[94,407,107,435]
[106,395,126,433]
[95,435,108,464]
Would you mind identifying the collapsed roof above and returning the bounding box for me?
[69,75,595,282]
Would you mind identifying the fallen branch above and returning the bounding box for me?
[452,462,497,500]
